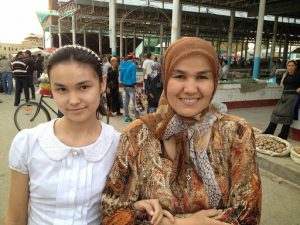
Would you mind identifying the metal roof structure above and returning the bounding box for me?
[40,0,300,51]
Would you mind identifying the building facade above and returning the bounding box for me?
[0,34,43,58]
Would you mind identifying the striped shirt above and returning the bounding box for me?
[11,59,28,77]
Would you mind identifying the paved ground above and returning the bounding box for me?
[0,92,300,225]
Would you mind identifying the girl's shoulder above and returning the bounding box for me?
[12,120,54,145]
[9,120,54,174]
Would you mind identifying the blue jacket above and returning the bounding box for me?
[120,61,136,86]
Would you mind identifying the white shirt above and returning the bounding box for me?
[9,120,120,225]
[142,59,154,79]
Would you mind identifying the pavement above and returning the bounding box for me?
[0,91,300,224]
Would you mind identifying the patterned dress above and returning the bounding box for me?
[101,112,261,225]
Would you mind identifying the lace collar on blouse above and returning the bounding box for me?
[38,119,116,162]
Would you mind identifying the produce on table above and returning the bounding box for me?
[255,134,291,156]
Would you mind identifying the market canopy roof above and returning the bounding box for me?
[40,0,300,46]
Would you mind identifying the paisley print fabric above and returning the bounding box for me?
[101,112,262,225]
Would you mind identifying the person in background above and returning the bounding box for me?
[145,61,163,113]
[102,54,111,76]
[106,57,122,116]
[35,53,44,81]
[220,59,229,80]
[120,54,140,122]
[263,59,300,140]
[23,50,35,100]
[142,52,154,93]
[11,51,29,106]
[5,45,120,225]
[101,37,261,225]
[0,56,13,95]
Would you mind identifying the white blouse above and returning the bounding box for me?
[9,120,120,225]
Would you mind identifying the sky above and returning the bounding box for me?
[0,0,48,43]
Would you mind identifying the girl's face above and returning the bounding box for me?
[287,62,297,74]
[166,55,215,117]
[50,61,105,123]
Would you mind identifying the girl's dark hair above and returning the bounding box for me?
[47,45,107,119]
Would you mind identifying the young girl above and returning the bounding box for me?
[5,45,121,225]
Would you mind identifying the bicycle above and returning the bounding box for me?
[14,94,110,131]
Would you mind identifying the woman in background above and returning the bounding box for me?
[263,59,300,140]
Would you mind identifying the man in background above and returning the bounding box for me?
[142,52,153,93]
[120,54,140,122]
[23,50,35,100]
[0,56,13,95]
[11,51,29,106]
[35,53,44,80]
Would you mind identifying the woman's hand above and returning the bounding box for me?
[134,199,175,225]
[296,87,300,94]
[188,209,230,225]
[160,209,230,225]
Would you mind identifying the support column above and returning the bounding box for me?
[58,19,62,47]
[278,34,282,59]
[164,31,168,52]
[83,29,87,47]
[235,40,238,58]
[171,0,181,43]
[72,14,76,45]
[49,30,54,48]
[109,0,117,56]
[196,26,199,37]
[43,30,46,48]
[265,40,269,58]
[49,16,54,47]
[120,22,123,60]
[142,33,145,54]
[245,37,249,61]
[99,28,102,56]
[160,23,163,63]
[241,39,244,60]
[253,0,266,79]
[217,34,221,56]
[133,28,136,54]
[283,34,289,63]
[147,36,151,52]
[269,16,278,71]
[227,9,235,71]
[125,35,128,55]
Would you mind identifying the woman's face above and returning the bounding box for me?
[111,60,118,67]
[166,55,215,117]
[287,61,297,74]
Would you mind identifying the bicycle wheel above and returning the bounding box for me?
[14,102,51,131]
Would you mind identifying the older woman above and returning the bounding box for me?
[263,60,300,140]
[101,37,261,225]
